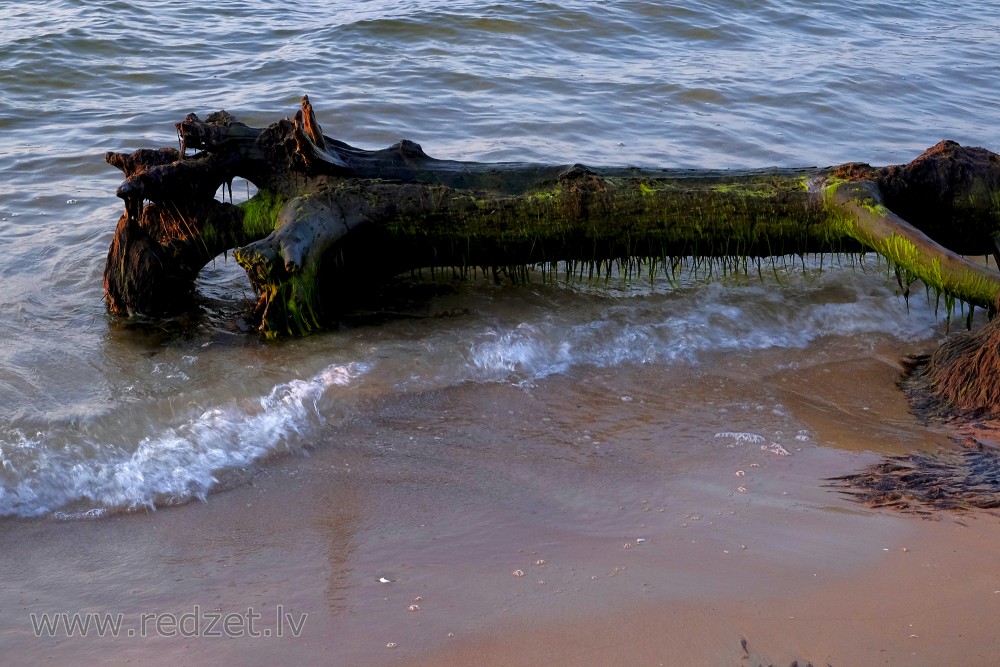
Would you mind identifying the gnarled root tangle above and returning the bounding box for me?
[901,295,1000,422]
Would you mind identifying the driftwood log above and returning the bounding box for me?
[105,97,1000,422]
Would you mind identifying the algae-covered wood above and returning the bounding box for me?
[104,98,1000,340]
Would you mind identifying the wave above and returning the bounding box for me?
[0,362,371,518]
[0,258,948,518]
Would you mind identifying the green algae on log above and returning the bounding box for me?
[104,97,1000,340]
[824,178,1000,309]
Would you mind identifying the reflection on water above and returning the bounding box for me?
[318,484,361,618]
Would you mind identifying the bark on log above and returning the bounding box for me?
[104,98,1000,334]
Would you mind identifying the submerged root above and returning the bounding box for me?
[828,438,1000,513]
[104,199,246,317]
[104,211,174,316]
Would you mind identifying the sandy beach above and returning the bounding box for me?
[4,339,1000,666]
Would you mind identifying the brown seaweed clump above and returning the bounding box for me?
[829,438,1000,513]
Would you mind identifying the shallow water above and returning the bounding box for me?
[1,0,998,518]
[0,343,962,664]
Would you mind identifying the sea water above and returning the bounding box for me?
[0,0,998,518]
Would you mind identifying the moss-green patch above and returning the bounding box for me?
[877,234,922,271]
[820,181,848,208]
[239,190,285,239]
[282,264,322,337]
[862,200,892,218]
[199,220,219,248]
[709,182,774,199]
[888,235,996,308]
[824,181,1000,310]
[529,190,557,202]
[235,240,325,339]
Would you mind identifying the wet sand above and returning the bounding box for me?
[3,338,1000,666]
[413,511,1000,667]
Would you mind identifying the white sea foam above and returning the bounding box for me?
[0,261,949,518]
[464,263,941,383]
[714,432,767,444]
[0,361,371,518]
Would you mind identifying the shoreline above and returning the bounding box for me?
[4,347,999,666]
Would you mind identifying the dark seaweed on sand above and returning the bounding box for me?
[828,438,1000,513]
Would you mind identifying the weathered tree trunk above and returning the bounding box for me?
[103,97,1000,413]
[106,100,1000,328]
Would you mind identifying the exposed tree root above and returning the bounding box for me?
[896,300,1000,422]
